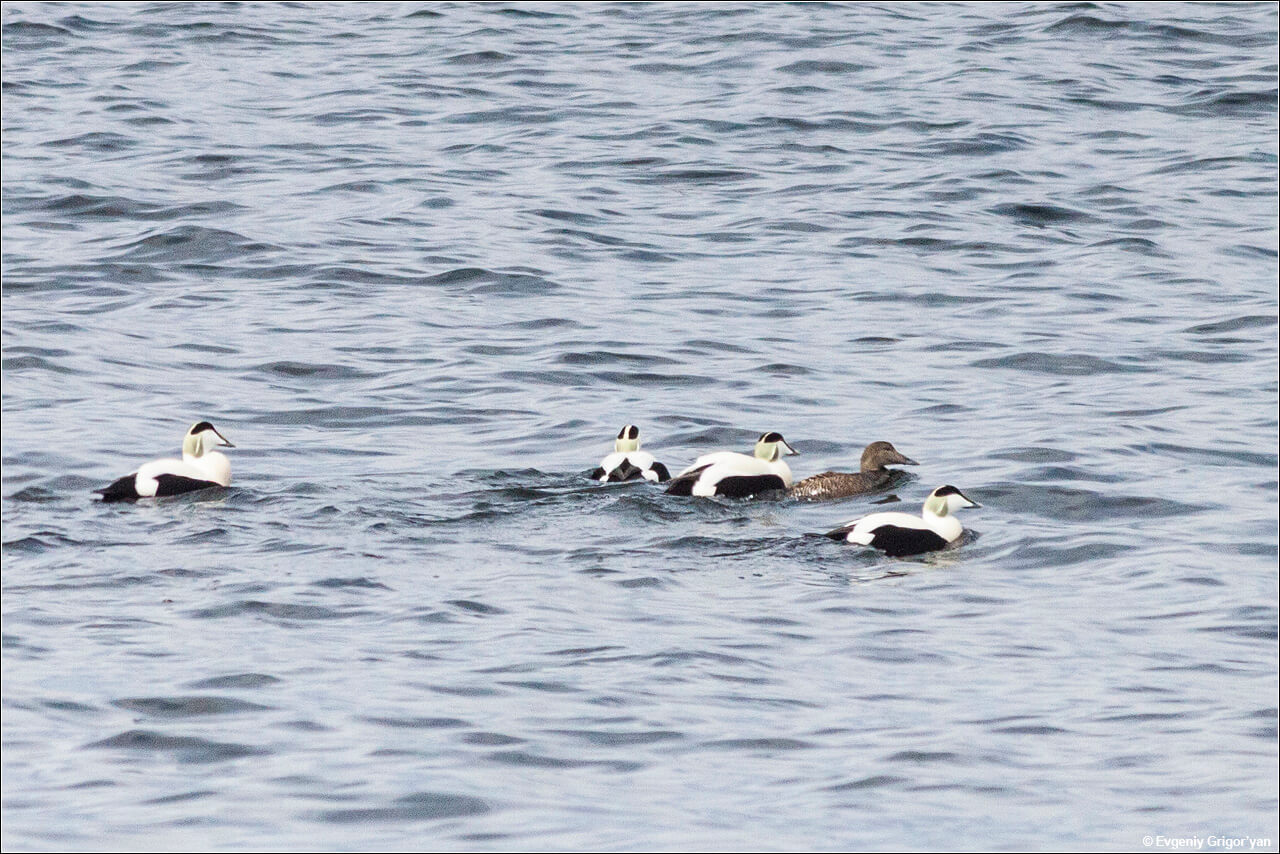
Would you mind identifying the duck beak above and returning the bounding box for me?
[895,453,918,466]
[959,490,980,508]
[782,439,798,456]
[213,428,235,448]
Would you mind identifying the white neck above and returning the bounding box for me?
[922,504,962,541]
[189,450,231,486]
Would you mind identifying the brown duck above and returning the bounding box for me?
[789,441,918,500]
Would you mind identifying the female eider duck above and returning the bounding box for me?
[95,421,235,502]
[590,425,671,483]
[666,431,798,498]
[790,441,918,500]
[824,485,979,557]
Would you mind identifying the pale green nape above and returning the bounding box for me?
[924,493,950,517]
[754,437,780,462]
[183,424,212,458]
[616,436,640,453]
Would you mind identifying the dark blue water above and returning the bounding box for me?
[3,3,1277,850]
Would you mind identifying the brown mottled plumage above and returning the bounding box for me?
[789,441,917,500]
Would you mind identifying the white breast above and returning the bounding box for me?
[195,451,232,486]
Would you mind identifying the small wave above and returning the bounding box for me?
[185,600,367,621]
[185,673,282,690]
[360,715,470,729]
[987,482,1207,522]
[776,59,869,75]
[629,168,755,185]
[252,361,375,380]
[447,599,507,616]
[445,50,513,65]
[1183,315,1277,336]
[486,750,640,772]
[108,226,279,264]
[87,730,269,763]
[1,354,80,375]
[112,695,270,717]
[19,193,244,222]
[422,267,560,295]
[970,352,1149,375]
[45,132,136,152]
[990,202,1094,225]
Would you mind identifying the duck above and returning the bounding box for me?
[95,421,235,502]
[823,485,980,556]
[790,441,918,500]
[666,431,798,498]
[590,424,671,483]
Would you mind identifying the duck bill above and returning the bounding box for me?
[213,428,235,448]
[958,489,980,508]
[782,439,798,456]
[895,454,918,466]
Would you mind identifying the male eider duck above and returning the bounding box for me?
[824,485,979,557]
[666,431,798,498]
[790,441,918,500]
[590,424,671,483]
[95,421,235,502]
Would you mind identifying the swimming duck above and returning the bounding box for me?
[95,421,235,502]
[790,441,918,500]
[590,424,671,483]
[666,431,798,498]
[823,485,979,556]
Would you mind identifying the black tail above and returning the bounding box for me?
[608,460,641,482]
[665,465,709,496]
[823,523,855,541]
[95,474,140,503]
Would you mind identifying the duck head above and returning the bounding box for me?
[182,421,235,459]
[614,424,641,454]
[923,484,979,517]
[754,431,798,462]
[861,441,918,472]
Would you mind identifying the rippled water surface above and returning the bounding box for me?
[3,2,1277,851]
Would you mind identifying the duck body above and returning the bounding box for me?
[824,485,979,557]
[666,432,797,498]
[590,425,670,483]
[790,441,918,501]
[96,421,234,502]
[591,449,670,483]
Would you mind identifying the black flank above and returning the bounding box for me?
[649,462,671,482]
[868,524,950,557]
[153,474,221,497]
[710,474,786,499]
